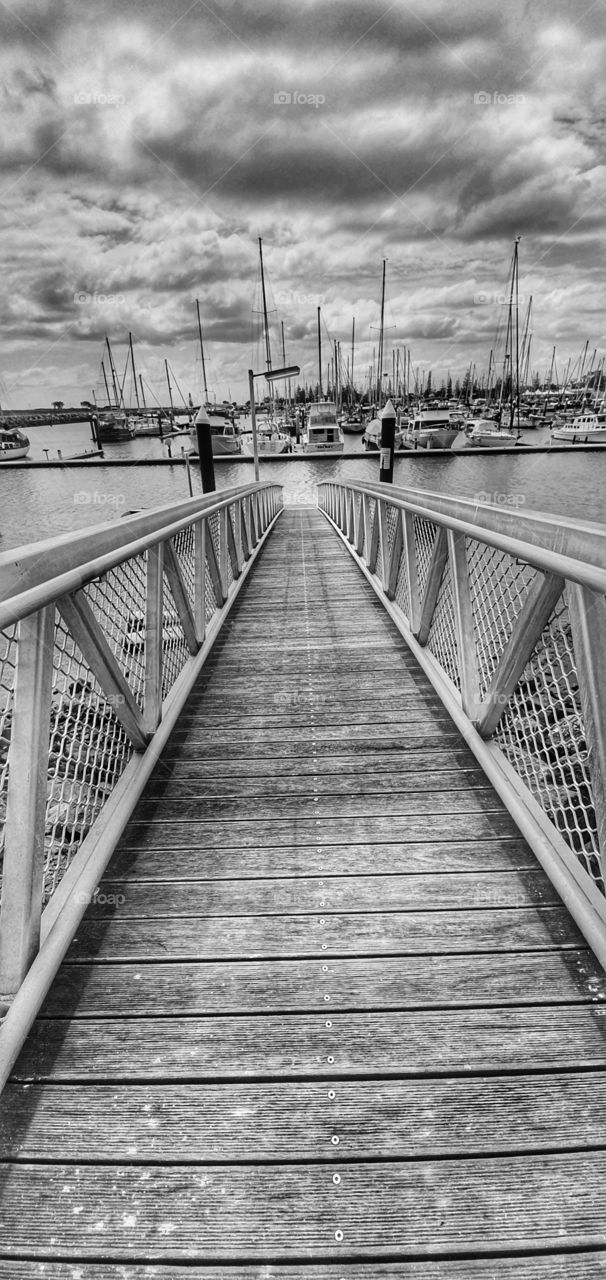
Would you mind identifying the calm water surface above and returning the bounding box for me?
[0,419,604,552]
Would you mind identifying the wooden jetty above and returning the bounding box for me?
[0,487,606,1273]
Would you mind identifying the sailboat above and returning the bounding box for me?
[185,302,241,456]
[301,305,344,453]
[462,239,527,450]
[94,338,137,441]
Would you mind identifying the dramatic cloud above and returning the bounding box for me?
[0,0,605,404]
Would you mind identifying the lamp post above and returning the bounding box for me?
[248,364,300,482]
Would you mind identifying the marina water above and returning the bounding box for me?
[0,418,604,551]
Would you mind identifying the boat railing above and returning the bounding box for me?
[0,481,282,1087]
[318,479,606,963]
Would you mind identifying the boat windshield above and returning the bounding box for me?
[308,404,337,425]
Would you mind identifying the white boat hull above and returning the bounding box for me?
[552,426,606,443]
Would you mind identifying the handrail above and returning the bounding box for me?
[330,481,606,590]
[318,479,606,969]
[0,481,283,1090]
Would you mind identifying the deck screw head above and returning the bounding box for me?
[331,1135,340,1145]
[325,1019,332,1028]
[328,1089,336,1099]
[324,994,330,1001]
[322,964,328,971]
[327,1055,334,1063]
[333,1173,341,1185]
[335,1228,343,1241]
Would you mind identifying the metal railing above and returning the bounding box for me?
[0,481,282,1087]
[318,480,606,963]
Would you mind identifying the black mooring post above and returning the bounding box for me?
[379,398,396,483]
[195,407,216,492]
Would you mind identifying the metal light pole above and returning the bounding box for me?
[249,364,300,483]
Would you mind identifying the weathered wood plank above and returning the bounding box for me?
[146,765,488,798]
[120,812,519,849]
[4,1071,606,1162]
[0,1258,604,1280]
[15,1006,606,1082]
[132,788,500,821]
[42,949,604,1017]
[1,1152,606,1258]
[108,838,535,880]
[68,905,581,961]
[87,870,558,918]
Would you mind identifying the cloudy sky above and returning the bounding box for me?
[1,0,605,407]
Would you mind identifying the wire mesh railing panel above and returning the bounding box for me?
[46,616,133,902]
[494,593,601,887]
[394,549,411,621]
[414,516,438,597]
[83,555,148,707]
[0,626,17,891]
[426,557,461,690]
[375,504,383,573]
[171,524,196,606]
[385,503,399,560]
[363,498,376,561]
[467,539,536,695]
[225,509,235,588]
[160,578,191,700]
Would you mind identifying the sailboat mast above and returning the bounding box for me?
[101,359,111,405]
[377,258,386,406]
[165,359,174,421]
[258,237,272,373]
[195,299,209,406]
[128,332,140,410]
[139,374,147,408]
[105,337,120,405]
[317,307,323,397]
[514,236,521,428]
[351,317,355,394]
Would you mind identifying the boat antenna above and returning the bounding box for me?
[105,337,121,406]
[196,299,209,406]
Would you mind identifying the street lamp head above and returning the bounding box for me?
[264,365,300,382]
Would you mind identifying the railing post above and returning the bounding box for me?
[568,584,606,866]
[402,510,420,631]
[0,605,55,1001]
[194,518,206,642]
[448,530,482,720]
[367,498,380,575]
[144,542,164,734]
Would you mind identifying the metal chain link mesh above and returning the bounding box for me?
[46,614,133,902]
[426,557,461,690]
[0,626,17,882]
[84,556,148,708]
[414,516,438,596]
[467,539,536,695]
[495,593,601,887]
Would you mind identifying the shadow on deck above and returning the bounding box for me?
[1,507,606,1275]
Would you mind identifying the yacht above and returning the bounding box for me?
[551,412,606,444]
[301,402,344,453]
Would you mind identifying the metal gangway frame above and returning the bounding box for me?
[0,481,283,1091]
[318,480,606,971]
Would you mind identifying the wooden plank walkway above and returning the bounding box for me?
[2,505,606,1276]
